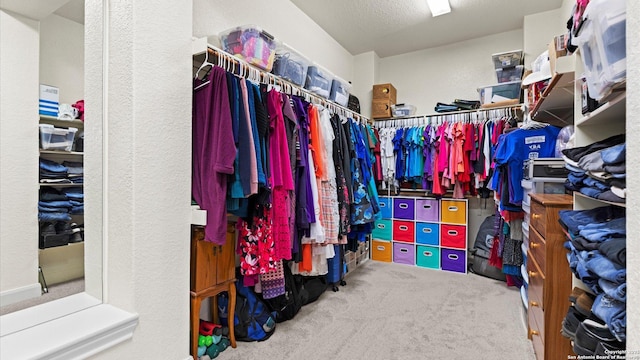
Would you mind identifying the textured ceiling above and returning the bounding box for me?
[291,0,564,57]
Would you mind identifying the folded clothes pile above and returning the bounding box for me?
[434,99,481,113]
[562,134,625,203]
[39,158,84,184]
[558,206,626,343]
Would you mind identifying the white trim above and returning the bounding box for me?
[1,292,100,337]
[1,301,137,360]
[0,283,41,308]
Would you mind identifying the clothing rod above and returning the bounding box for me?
[198,45,371,124]
[375,103,524,122]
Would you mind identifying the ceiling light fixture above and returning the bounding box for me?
[426,0,451,17]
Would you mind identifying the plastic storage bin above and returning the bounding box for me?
[39,124,78,151]
[495,65,524,83]
[391,104,416,117]
[304,65,333,98]
[219,25,277,72]
[574,0,626,101]
[330,76,351,107]
[492,50,524,69]
[272,42,310,86]
[478,80,522,105]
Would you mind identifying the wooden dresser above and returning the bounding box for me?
[526,193,573,360]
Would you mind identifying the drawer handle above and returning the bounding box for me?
[530,329,540,337]
[399,225,408,231]
[447,230,458,236]
[528,271,537,278]
[530,242,539,249]
[399,203,409,209]
[400,248,409,253]
[380,202,386,208]
[423,251,433,256]
[448,206,458,212]
[532,214,541,219]
[377,224,386,229]
[530,301,539,307]
[448,254,459,260]
[422,204,432,209]
[376,246,386,251]
[422,228,432,234]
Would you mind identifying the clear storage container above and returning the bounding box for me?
[272,42,310,86]
[219,25,277,72]
[478,80,522,105]
[305,65,333,98]
[329,76,351,106]
[391,104,416,117]
[495,65,524,83]
[39,124,77,151]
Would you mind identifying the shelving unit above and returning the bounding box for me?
[528,55,575,126]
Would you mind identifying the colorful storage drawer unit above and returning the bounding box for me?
[393,197,415,220]
[371,219,392,241]
[415,222,439,246]
[393,242,415,265]
[416,245,440,269]
[440,224,467,249]
[371,240,392,262]
[441,248,466,273]
[392,220,415,243]
[378,197,393,219]
[440,200,467,224]
[415,199,439,222]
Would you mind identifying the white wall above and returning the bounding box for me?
[89,0,193,358]
[627,0,639,350]
[0,10,41,305]
[376,29,523,116]
[192,0,354,83]
[40,13,84,105]
[352,51,380,118]
[523,8,567,69]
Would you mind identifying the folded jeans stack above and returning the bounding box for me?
[558,206,626,343]
[562,134,626,203]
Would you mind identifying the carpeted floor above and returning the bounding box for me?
[219,260,535,360]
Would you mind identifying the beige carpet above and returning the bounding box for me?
[219,260,535,360]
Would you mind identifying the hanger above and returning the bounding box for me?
[194,50,215,91]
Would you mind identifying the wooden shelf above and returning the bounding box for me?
[575,91,626,127]
[40,150,83,156]
[39,115,84,128]
[574,191,625,208]
[530,55,575,126]
[39,183,83,187]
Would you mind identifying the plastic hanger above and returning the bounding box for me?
[194,50,214,90]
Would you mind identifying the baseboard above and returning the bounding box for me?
[0,283,41,308]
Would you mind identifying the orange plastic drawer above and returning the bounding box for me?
[371,240,392,262]
[440,200,467,224]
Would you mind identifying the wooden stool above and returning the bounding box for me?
[190,280,236,359]
[190,225,237,359]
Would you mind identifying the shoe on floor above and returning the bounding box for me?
[561,305,586,340]
[574,292,595,317]
[569,287,588,304]
[574,319,623,354]
[40,222,56,236]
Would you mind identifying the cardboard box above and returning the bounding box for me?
[39,84,59,117]
[548,34,568,75]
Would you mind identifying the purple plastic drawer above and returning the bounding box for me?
[441,248,466,273]
[415,199,439,222]
[393,198,415,220]
[393,242,415,265]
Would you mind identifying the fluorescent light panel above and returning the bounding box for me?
[426,0,451,17]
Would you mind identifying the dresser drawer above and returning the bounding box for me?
[441,200,466,224]
[527,250,545,311]
[371,219,393,240]
[530,200,547,237]
[416,245,440,269]
[393,198,415,220]
[378,197,393,219]
[371,240,392,262]
[529,227,546,274]
[529,308,545,360]
[415,199,439,222]
[393,242,415,265]
[415,222,439,245]
[440,224,467,249]
[441,248,466,273]
[393,220,415,243]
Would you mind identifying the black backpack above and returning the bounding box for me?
[261,261,308,323]
[301,275,328,304]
